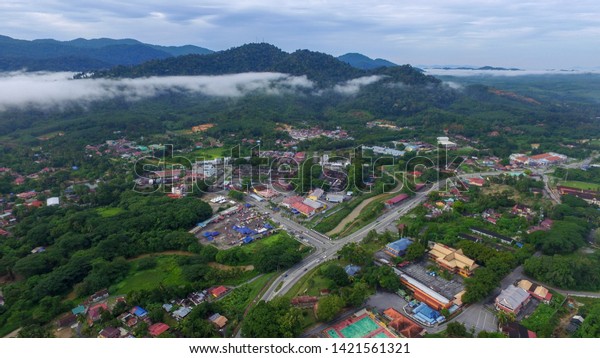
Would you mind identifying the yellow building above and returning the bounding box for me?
[428,243,478,277]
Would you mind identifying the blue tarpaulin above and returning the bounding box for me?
[243,236,254,244]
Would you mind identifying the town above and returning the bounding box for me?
[1,118,599,340]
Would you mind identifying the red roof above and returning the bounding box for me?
[148,323,170,336]
[0,228,9,236]
[291,201,315,215]
[27,200,44,208]
[210,286,228,297]
[467,178,485,186]
[386,193,409,205]
[88,303,108,320]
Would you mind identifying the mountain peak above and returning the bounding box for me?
[338,52,397,70]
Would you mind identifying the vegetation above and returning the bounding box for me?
[242,298,303,338]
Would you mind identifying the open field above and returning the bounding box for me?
[559,181,600,191]
[110,255,186,294]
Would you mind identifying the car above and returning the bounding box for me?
[303,268,308,271]
[284,274,288,277]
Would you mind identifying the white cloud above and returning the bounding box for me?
[0,71,314,111]
[332,75,384,95]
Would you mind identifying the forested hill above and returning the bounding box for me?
[87,43,435,87]
[0,35,213,71]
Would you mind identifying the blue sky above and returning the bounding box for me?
[1,0,599,68]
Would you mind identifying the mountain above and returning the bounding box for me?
[89,43,431,88]
[0,35,213,71]
[337,53,397,70]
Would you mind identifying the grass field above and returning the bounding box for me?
[186,147,230,160]
[110,255,186,295]
[219,272,276,319]
[239,231,297,256]
[283,262,332,298]
[559,181,600,191]
[96,207,125,218]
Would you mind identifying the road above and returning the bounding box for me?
[257,171,507,301]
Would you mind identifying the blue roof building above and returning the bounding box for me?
[385,238,413,257]
[131,306,148,317]
[344,264,361,277]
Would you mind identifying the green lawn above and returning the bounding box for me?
[521,303,558,337]
[239,231,298,256]
[187,147,230,160]
[559,180,600,191]
[96,207,125,218]
[110,255,186,294]
[283,262,333,298]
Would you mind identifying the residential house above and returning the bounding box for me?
[566,315,584,334]
[291,201,315,217]
[172,306,192,320]
[130,306,148,317]
[148,323,170,337]
[428,242,478,277]
[517,280,553,303]
[501,322,537,338]
[98,327,121,338]
[325,193,345,203]
[290,296,319,308]
[344,265,361,277]
[209,286,228,299]
[56,313,77,328]
[88,302,109,324]
[208,313,228,329]
[495,285,531,314]
[511,204,535,219]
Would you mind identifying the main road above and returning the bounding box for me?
[256,171,506,301]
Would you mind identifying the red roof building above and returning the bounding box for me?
[385,193,409,207]
[148,323,170,337]
[291,201,316,216]
[209,286,228,298]
[466,177,485,187]
[88,302,109,324]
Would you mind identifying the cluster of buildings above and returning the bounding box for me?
[495,280,552,315]
[366,120,405,131]
[281,188,331,217]
[509,152,568,167]
[86,139,166,161]
[282,126,352,142]
[557,185,600,206]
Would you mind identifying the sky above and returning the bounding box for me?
[1,0,599,69]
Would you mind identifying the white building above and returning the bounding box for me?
[46,197,60,206]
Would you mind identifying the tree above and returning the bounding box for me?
[343,281,371,307]
[317,295,345,322]
[321,264,350,287]
[242,298,302,337]
[495,310,516,328]
[446,322,472,337]
[404,242,426,262]
[18,325,54,338]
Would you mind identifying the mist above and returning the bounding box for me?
[0,71,316,111]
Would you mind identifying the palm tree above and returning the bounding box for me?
[495,310,516,328]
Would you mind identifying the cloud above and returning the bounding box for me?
[0,71,314,111]
[332,75,384,95]
[425,68,600,77]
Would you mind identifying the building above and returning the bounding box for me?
[209,286,228,298]
[437,137,457,149]
[173,306,192,320]
[281,195,304,209]
[495,285,531,314]
[428,243,478,277]
[308,188,324,200]
[383,308,426,338]
[209,313,228,329]
[98,327,121,338]
[385,193,409,208]
[88,302,109,324]
[56,313,77,328]
[557,186,600,206]
[148,323,170,336]
[291,296,319,308]
[344,264,361,277]
[517,280,553,303]
[465,177,485,187]
[398,271,453,311]
[291,201,316,217]
[385,238,413,257]
[326,193,345,203]
[46,197,60,206]
[501,322,537,338]
[470,227,515,245]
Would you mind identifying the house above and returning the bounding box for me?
[566,315,584,334]
[0,228,10,237]
[209,286,228,298]
[385,193,409,208]
[172,306,192,320]
[46,197,60,206]
[428,243,478,277]
[291,296,319,308]
[458,233,482,243]
[208,313,228,329]
[71,305,86,315]
[281,195,304,209]
[308,188,324,200]
[517,280,553,302]
[495,285,530,314]
[162,303,173,312]
[383,308,426,338]
[501,322,537,338]
[511,204,534,219]
[88,302,109,324]
[56,313,77,328]
[148,322,170,336]
[98,327,121,338]
[465,177,485,187]
[90,288,109,302]
[130,306,148,317]
[470,227,515,245]
[385,238,413,257]
[30,246,46,254]
[344,264,361,277]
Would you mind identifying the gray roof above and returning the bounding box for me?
[496,285,530,310]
